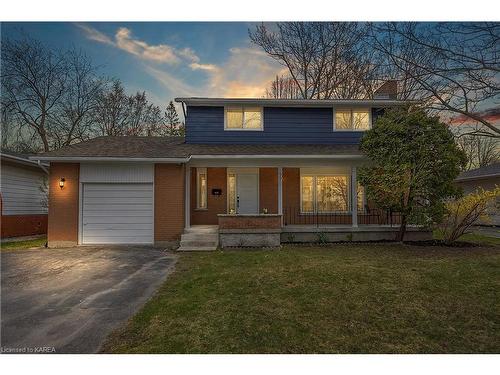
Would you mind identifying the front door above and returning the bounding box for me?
[236,172,259,214]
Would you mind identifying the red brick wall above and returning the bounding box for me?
[283,167,300,210]
[259,168,278,214]
[218,215,282,229]
[191,167,227,225]
[48,163,79,246]
[154,164,185,242]
[1,214,47,238]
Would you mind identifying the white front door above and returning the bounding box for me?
[236,173,259,214]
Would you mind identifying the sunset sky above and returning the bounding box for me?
[1,22,498,129]
[2,22,285,107]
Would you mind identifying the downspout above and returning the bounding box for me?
[37,160,49,174]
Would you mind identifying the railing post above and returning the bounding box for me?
[278,167,283,227]
[351,166,358,228]
[185,166,191,230]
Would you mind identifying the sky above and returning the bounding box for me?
[1,22,286,107]
[1,22,498,131]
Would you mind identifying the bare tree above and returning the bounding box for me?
[93,80,131,136]
[1,36,67,151]
[370,22,500,137]
[266,75,301,99]
[250,22,378,99]
[51,50,106,148]
[456,129,500,170]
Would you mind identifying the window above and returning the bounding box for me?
[334,109,371,131]
[301,174,350,213]
[357,184,365,212]
[225,107,263,130]
[196,168,207,209]
[228,173,236,214]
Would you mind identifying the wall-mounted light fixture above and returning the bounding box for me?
[59,177,65,189]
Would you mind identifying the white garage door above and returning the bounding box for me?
[82,183,154,244]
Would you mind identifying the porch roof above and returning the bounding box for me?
[30,136,363,162]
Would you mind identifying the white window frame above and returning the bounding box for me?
[224,106,264,131]
[300,171,352,214]
[196,167,207,210]
[333,108,372,132]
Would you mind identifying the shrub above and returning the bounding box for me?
[438,186,499,244]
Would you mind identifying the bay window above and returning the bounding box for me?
[225,107,263,130]
[334,109,371,131]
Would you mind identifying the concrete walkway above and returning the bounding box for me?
[1,246,177,353]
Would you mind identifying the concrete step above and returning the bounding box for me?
[180,233,218,242]
[180,240,218,247]
[184,226,219,234]
[177,245,218,252]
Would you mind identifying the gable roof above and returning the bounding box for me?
[456,163,500,181]
[29,136,363,162]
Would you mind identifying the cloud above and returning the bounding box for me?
[77,23,193,65]
[77,24,285,98]
[448,108,500,126]
[189,62,218,71]
[75,23,114,45]
[204,47,286,97]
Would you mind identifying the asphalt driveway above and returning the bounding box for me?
[1,246,177,353]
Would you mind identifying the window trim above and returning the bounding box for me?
[196,167,207,210]
[333,108,372,132]
[224,106,264,131]
[300,172,352,214]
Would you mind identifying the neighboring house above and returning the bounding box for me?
[1,150,49,238]
[456,163,500,226]
[31,81,431,249]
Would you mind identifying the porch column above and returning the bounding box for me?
[351,166,358,228]
[185,166,191,229]
[277,167,283,225]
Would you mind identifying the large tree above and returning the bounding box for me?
[250,22,378,99]
[358,107,467,241]
[370,22,500,137]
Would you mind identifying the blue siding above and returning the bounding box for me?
[185,106,382,145]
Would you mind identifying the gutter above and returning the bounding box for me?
[456,173,500,182]
[29,156,190,163]
[1,153,49,170]
[29,154,365,163]
[37,160,49,174]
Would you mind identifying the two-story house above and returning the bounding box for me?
[32,81,431,249]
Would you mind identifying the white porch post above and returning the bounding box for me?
[277,167,283,226]
[351,166,358,228]
[185,166,191,229]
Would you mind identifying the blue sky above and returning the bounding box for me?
[1,22,285,107]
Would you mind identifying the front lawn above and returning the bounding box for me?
[1,237,47,251]
[102,244,500,354]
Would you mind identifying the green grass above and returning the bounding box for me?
[0,237,47,251]
[102,244,500,353]
[433,230,500,246]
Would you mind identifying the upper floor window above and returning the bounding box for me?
[334,109,371,131]
[225,107,263,130]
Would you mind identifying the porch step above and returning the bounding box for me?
[177,225,219,251]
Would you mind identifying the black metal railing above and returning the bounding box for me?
[283,207,401,227]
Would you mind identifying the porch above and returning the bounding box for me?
[181,164,432,249]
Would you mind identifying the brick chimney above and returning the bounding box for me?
[374,80,398,100]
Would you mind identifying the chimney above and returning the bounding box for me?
[374,80,398,100]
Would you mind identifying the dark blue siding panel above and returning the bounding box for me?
[185,106,382,145]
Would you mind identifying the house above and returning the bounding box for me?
[456,163,500,226]
[31,83,432,249]
[1,150,49,239]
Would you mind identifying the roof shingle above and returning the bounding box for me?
[33,136,362,159]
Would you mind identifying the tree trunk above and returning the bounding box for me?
[397,214,407,242]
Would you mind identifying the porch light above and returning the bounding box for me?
[59,177,65,189]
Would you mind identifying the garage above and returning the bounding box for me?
[80,163,154,245]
